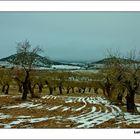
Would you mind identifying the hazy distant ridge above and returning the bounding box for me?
[92,57,138,64]
[0,53,63,67]
[0,53,83,67]
[0,54,139,69]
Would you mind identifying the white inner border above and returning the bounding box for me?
[0,1,140,139]
[0,1,140,11]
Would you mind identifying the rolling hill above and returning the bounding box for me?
[92,57,139,64]
[0,53,84,69]
[0,53,64,68]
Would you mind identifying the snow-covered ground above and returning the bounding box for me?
[0,95,140,128]
[3,116,50,128]
[0,61,15,68]
[51,65,81,70]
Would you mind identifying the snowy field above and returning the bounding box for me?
[0,94,140,128]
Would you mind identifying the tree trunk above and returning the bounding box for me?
[105,77,112,98]
[126,93,135,112]
[94,88,98,94]
[59,81,63,94]
[2,84,9,94]
[72,87,74,93]
[5,84,9,94]
[49,86,53,95]
[125,80,138,113]
[78,88,81,93]
[117,93,122,105]
[59,86,62,94]
[22,82,28,100]
[67,87,70,94]
[38,83,43,93]
[28,81,35,98]
[22,71,30,100]
[83,88,86,93]
[106,87,111,97]
[18,84,23,93]
[53,87,56,91]
[2,85,5,93]
[89,88,91,92]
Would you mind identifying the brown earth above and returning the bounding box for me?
[0,93,140,128]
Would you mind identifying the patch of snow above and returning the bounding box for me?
[51,65,81,70]
[42,95,57,100]
[2,94,140,128]
[67,97,122,128]
[75,98,87,111]
[4,116,49,128]
[41,95,140,127]
[48,105,63,111]
[137,107,140,112]
[123,113,140,124]
[0,95,9,97]
[30,117,48,123]
[62,107,71,112]
[2,102,42,109]
[16,116,31,119]
[1,105,20,109]
[65,100,73,103]
[20,102,42,108]
[36,106,43,109]
[0,61,15,68]
[136,103,140,113]
[0,113,11,119]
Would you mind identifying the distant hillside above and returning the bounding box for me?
[93,57,139,64]
[0,53,63,67]
[2,54,139,70]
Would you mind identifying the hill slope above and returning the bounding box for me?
[93,57,138,64]
[0,53,63,67]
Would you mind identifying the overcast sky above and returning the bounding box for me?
[0,12,140,61]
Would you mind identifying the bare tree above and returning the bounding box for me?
[0,68,12,95]
[102,50,140,113]
[122,51,140,112]
[13,40,42,100]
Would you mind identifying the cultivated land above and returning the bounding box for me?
[1,41,140,129]
[1,46,140,128]
[0,85,140,128]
